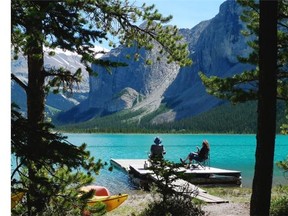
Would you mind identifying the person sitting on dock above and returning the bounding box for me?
[180,140,210,167]
[149,137,166,161]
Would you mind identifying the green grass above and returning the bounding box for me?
[203,186,252,203]
[106,190,151,216]
[203,185,288,203]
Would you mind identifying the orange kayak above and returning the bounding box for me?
[87,194,128,212]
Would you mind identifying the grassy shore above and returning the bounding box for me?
[106,185,288,216]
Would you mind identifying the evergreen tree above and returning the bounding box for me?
[11,104,104,215]
[141,160,205,216]
[11,0,191,214]
[199,0,287,215]
[250,1,278,215]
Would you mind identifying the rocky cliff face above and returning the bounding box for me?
[57,0,254,124]
[163,0,253,121]
[73,44,180,119]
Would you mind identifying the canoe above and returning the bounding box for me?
[11,192,25,208]
[80,185,110,196]
[87,194,128,212]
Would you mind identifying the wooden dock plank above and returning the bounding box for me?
[130,165,153,175]
[110,159,147,172]
[142,171,228,203]
[196,193,229,203]
[111,158,230,203]
[184,166,241,176]
[148,173,207,194]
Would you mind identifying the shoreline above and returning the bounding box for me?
[106,187,252,216]
[106,184,288,216]
[66,133,288,191]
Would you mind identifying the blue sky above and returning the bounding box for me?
[134,0,225,28]
[101,0,225,48]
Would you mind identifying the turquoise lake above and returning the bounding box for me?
[66,133,288,194]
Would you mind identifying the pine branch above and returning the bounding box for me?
[11,73,28,92]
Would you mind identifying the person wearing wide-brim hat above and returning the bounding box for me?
[149,136,166,160]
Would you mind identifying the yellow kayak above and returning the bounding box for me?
[11,192,25,209]
[87,194,128,212]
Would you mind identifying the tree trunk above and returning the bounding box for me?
[26,17,46,215]
[27,46,45,129]
[250,1,278,215]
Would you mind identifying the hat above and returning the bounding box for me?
[154,137,162,144]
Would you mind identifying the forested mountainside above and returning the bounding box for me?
[57,101,286,134]
[56,0,255,127]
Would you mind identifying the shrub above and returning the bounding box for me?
[139,194,205,216]
[138,160,205,216]
[270,195,288,216]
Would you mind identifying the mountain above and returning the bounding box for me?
[56,0,254,126]
[162,0,253,121]
[11,47,108,115]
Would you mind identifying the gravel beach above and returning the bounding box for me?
[106,190,251,216]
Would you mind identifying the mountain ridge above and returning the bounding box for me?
[56,0,254,126]
[12,0,258,131]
